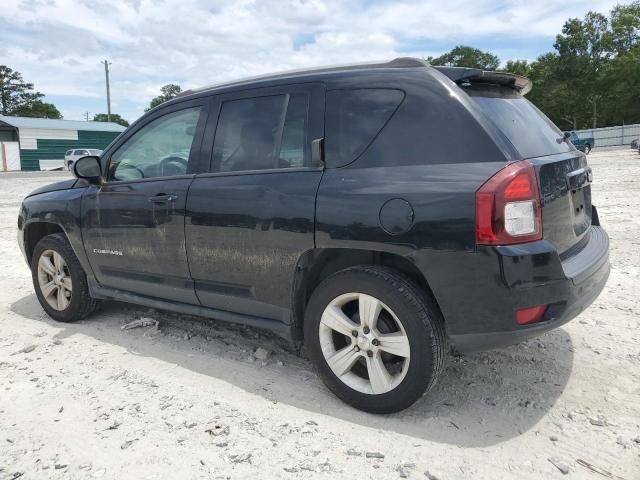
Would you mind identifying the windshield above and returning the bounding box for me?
[467,86,574,159]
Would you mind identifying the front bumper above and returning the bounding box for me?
[416,225,610,353]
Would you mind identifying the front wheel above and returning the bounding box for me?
[31,233,97,322]
[304,266,446,413]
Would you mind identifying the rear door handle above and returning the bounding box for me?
[149,194,178,204]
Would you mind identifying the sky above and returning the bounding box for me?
[0,0,621,124]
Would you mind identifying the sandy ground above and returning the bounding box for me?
[0,149,639,480]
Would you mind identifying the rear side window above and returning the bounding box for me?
[325,89,404,167]
[467,87,573,159]
[212,93,310,172]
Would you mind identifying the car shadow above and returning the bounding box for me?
[11,294,574,448]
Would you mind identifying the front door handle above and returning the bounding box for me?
[149,194,178,204]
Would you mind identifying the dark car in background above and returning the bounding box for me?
[569,132,594,154]
[17,58,610,413]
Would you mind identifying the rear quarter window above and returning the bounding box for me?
[466,86,573,159]
[325,88,404,168]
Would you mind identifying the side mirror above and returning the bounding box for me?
[73,156,102,184]
[563,132,571,140]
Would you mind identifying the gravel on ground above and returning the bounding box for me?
[0,149,638,479]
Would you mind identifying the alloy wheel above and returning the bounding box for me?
[318,292,410,395]
[37,249,72,311]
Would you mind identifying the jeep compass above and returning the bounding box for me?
[18,58,610,413]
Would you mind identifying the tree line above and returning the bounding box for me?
[429,2,639,130]
[1,2,638,131]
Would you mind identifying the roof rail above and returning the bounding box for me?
[177,57,429,98]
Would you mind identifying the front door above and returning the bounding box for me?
[186,84,324,322]
[82,100,208,304]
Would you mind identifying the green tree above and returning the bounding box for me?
[500,59,532,77]
[11,100,62,119]
[527,53,582,130]
[0,65,46,116]
[423,3,640,130]
[609,1,640,53]
[146,84,182,111]
[553,12,613,128]
[427,45,500,70]
[601,2,640,125]
[93,113,129,127]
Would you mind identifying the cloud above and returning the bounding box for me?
[0,0,620,122]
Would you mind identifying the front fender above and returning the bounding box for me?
[19,187,95,280]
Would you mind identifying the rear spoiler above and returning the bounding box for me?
[433,66,532,95]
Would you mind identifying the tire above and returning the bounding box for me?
[584,144,591,154]
[304,265,446,413]
[31,233,97,322]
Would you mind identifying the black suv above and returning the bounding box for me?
[18,58,610,413]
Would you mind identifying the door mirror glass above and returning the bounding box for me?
[73,156,102,184]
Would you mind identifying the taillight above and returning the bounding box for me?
[476,160,542,245]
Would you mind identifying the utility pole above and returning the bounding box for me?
[84,111,91,121]
[101,60,112,122]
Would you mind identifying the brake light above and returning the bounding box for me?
[476,160,542,245]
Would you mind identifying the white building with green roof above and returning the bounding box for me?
[0,116,126,171]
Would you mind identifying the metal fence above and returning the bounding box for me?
[573,123,640,148]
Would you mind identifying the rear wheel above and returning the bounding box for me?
[304,266,445,413]
[31,233,97,322]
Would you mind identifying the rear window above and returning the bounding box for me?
[325,89,404,167]
[467,86,573,159]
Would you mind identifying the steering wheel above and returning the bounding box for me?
[160,155,188,176]
[115,162,145,180]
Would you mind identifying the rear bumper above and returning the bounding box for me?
[416,225,610,353]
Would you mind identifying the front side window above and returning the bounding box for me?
[108,107,202,181]
[212,93,309,172]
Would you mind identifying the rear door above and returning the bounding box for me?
[82,99,209,304]
[185,83,324,322]
[466,86,592,254]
